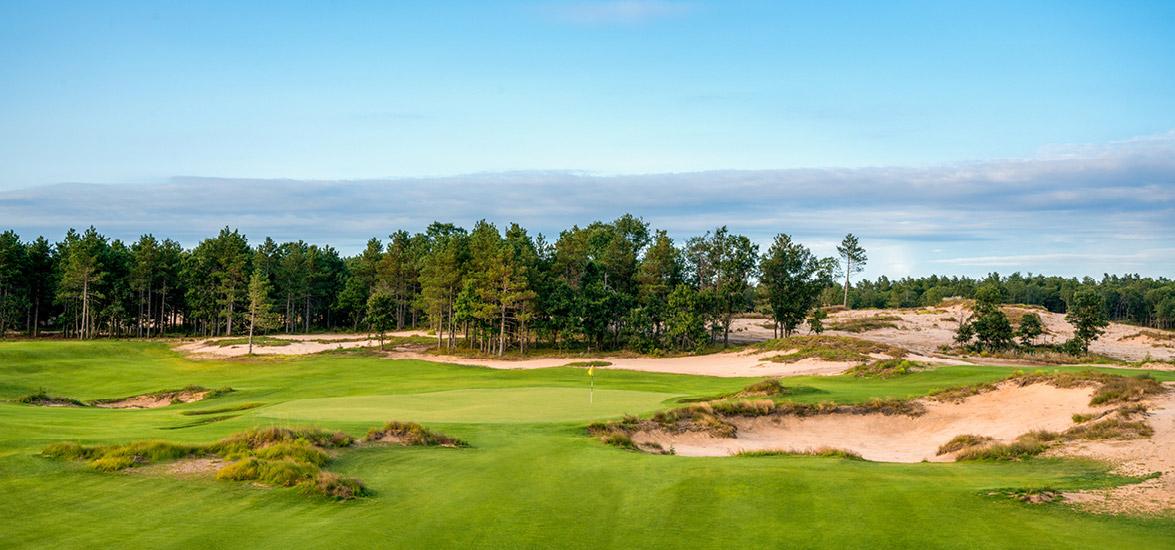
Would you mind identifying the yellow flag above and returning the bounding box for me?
[587,366,595,377]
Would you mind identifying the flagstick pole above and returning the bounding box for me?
[590,376,594,404]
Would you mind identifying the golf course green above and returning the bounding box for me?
[1,340,1172,549]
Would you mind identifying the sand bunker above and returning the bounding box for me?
[93,388,211,409]
[1055,383,1175,515]
[633,383,1106,462]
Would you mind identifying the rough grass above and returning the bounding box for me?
[846,359,927,378]
[562,360,612,367]
[826,316,900,333]
[364,421,468,447]
[758,335,907,363]
[1063,417,1154,440]
[734,378,788,397]
[207,335,292,347]
[955,432,1055,461]
[937,434,994,455]
[42,425,382,500]
[735,448,865,460]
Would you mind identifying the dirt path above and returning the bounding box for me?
[633,383,1105,461]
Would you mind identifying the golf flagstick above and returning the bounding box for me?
[588,365,594,404]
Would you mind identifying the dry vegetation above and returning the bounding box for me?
[757,335,907,364]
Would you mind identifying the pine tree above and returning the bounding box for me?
[836,234,867,307]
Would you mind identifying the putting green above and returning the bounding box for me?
[257,386,681,423]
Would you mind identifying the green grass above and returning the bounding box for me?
[0,340,1173,548]
[207,335,292,347]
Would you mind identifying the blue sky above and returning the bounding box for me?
[1,1,1173,277]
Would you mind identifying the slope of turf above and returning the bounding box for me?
[0,340,1172,549]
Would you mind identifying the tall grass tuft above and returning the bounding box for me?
[364,421,467,447]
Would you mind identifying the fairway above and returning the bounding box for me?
[1,341,1174,549]
[259,387,682,423]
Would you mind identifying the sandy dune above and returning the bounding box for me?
[731,306,1175,362]
[176,331,430,357]
[1057,383,1175,515]
[633,382,1104,461]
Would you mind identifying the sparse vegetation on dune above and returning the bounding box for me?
[826,315,900,333]
[757,335,908,363]
[936,435,995,455]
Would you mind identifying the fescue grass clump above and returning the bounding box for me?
[955,432,1054,461]
[736,378,788,397]
[364,421,467,447]
[1063,417,1153,440]
[212,427,352,457]
[936,434,994,455]
[310,472,370,500]
[736,448,865,460]
[42,440,203,471]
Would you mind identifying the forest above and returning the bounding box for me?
[0,216,1172,354]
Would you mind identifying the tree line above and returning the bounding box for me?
[844,272,1175,329]
[0,220,1171,355]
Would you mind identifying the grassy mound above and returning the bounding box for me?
[757,335,908,363]
[846,359,927,378]
[41,423,462,501]
[734,378,788,397]
[364,421,467,447]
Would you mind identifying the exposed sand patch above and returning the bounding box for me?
[386,348,862,378]
[176,330,430,357]
[1054,383,1175,515]
[731,306,1175,362]
[633,383,1105,461]
[93,389,208,409]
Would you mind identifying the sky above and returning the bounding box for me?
[1,1,1173,278]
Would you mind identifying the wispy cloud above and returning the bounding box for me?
[2,134,1173,277]
[539,1,695,25]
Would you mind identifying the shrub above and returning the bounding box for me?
[936,434,993,455]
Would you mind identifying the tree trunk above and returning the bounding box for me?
[842,259,852,308]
